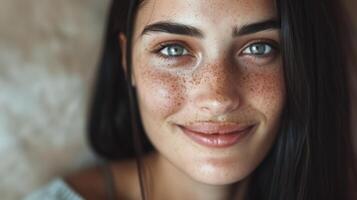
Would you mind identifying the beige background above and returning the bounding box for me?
[0,1,355,199]
[0,0,110,199]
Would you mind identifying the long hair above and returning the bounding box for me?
[87,0,356,199]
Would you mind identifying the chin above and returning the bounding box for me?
[187,162,253,185]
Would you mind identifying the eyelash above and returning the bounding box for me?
[153,40,279,60]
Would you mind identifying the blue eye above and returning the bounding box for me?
[242,43,274,56]
[159,44,189,57]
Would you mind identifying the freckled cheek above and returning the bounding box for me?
[135,68,186,118]
[243,70,286,119]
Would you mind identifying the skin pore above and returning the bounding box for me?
[65,0,286,199]
[117,0,286,199]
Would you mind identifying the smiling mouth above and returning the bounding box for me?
[177,122,255,148]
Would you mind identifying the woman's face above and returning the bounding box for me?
[129,0,285,185]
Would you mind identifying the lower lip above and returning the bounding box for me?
[179,125,254,148]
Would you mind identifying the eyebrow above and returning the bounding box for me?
[141,22,204,38]
[141,19,280,38]
[233,19,280,36]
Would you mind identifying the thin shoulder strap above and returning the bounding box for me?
[101,163,118,200]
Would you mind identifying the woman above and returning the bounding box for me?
[26,0,356,199]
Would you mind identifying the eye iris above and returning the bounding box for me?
[168,45,184,56]
[250,44,268,55]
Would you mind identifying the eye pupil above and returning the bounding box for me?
[250,44,267,55]
[168,45,184,56]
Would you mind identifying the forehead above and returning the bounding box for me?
[135,0,277,33]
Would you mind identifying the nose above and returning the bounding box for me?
[192,62,240,116]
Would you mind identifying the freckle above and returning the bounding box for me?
[242,74,249,81]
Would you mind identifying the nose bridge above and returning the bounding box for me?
[200,61,233,92]
[192,59,240,115]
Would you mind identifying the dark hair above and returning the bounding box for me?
[87,0,356,199]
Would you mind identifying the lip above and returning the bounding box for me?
[178,122,255,148]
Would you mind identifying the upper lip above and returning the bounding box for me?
[178,122,253,135]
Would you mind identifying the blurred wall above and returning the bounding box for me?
[0,1,356,200]
[0,0,109,199]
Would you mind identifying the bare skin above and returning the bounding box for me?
[66,0,285,199]
[65,159,141,200]
[65,153,247,200]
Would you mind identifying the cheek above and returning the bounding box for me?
[242,68,285,120]
[135,67,186,118]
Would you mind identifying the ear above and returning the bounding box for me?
[119,33,136,87]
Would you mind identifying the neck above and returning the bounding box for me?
[142,152,250,200]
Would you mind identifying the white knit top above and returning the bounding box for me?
[24,179,83,200]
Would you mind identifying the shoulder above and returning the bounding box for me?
[64,160,141,200]
[64,165,108,200]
